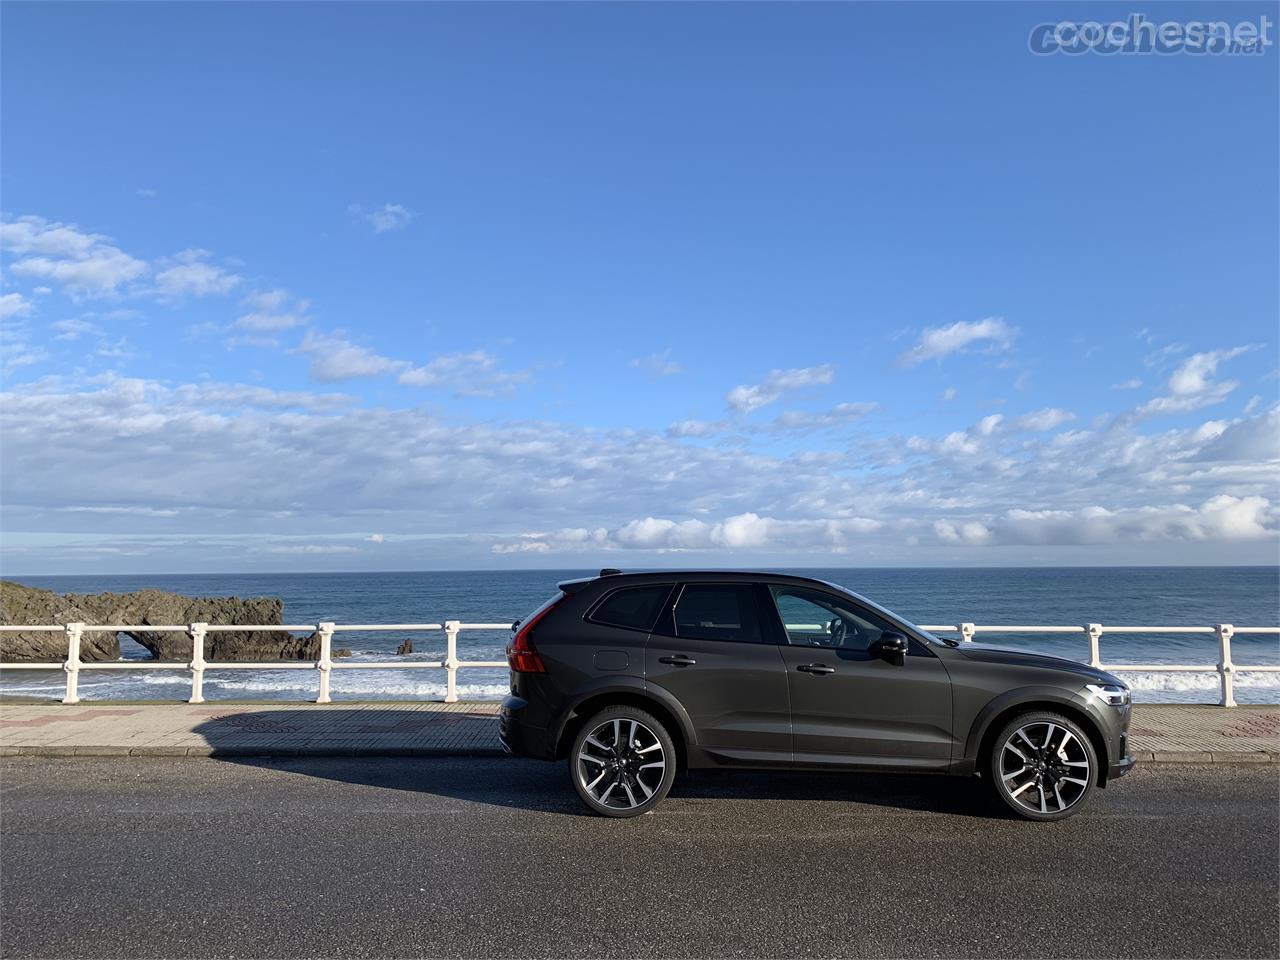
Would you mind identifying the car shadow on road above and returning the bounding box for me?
[192,708,1002,820]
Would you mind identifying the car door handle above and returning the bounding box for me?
[797,663,836,675]
[658,655,697,667]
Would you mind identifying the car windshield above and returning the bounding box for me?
[820,581,959,647]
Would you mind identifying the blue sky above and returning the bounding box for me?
[1,2,1277,574]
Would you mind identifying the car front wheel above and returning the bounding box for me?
[988,711,1098,821]
[570,706,677,818]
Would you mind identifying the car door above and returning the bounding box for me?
[768,584,953,769]
[645,581,791,766]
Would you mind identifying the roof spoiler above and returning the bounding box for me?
[557,569,623,595]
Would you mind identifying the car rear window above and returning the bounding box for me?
[589,585,671,632]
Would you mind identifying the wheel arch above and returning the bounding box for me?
[967,690,1112,787]
[553,684,693,770]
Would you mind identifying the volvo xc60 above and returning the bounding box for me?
[499,570,1134,820]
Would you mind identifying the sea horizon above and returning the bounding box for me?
[6,562,1279,579]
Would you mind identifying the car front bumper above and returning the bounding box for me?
[1108,753,1137,780]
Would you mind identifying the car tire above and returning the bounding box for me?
[988,710,1098,822]
[570,705,677,818]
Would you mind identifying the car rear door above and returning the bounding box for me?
[645,581,791,766]
[767,584,953,769]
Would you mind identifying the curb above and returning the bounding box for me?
[0,746,1273,762]
[0,744,507,758]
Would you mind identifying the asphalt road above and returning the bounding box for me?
[0,757,1276,959]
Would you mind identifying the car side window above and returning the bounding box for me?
[769,586,896,652]
[668,584,762,643]
[588,585,672,632]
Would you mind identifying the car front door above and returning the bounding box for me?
[768,585,953,769]
[645,582,791,766]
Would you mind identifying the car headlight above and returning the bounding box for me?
[1085,682,1131,706]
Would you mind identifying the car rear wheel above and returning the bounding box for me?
[570,706,676,818]
[988,711,1098,822]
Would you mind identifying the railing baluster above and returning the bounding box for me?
[960,622,975,643]
[316,622,335,704]
[189,622,208,704]
[62,622,84,705]
[1085,623,1103,668]
[443,620,460,703]
[1216,624,1236,708]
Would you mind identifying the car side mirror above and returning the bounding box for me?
[871,632,909,665]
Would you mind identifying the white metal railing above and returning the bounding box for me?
[0,619,1277,707]
[0,621,509,705]
[917,622,1280,708]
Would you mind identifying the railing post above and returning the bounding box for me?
[960,622,975,643]
[188,622,208,704]
[316,622,335,704]
[443,620,461,703]
[1215,624,1236,708]
[62,622,84,705]
[1085,623,1103,668]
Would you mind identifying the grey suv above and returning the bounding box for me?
[499,570,1135,820]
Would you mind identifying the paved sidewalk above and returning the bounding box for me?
[0,701,1276,761]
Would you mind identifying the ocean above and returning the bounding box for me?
[2,567,1277,704]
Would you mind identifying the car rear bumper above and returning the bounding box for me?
[499,695,556,760]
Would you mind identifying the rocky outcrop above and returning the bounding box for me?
[0,581,121,661]
[396,638,413,655]
[0,581,317,663]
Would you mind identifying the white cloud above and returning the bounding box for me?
[398,350,529,396]
[632,350,683,377]
[0,335,47,375]
[11,251,147,294]
[765,402,877,433]
[666,418,725,438]
[0,293,32,320]
[52,318,102,341]
[976,414,1003,436]
[1112,378,1143,390]
[1009,408,1075,432]
[365,533,385,543]
[494,512,883,554]
[491,539,553,554]
[942,386,958,401]
[262,544,362,555]
[726,365,834,413]
[0,216,100,258]
[351,203,416,233]
[155,249,241,297]
[1195,408,1280,462]
[294,330,408,381]
[136,188,157,198]
[984,496,1277,545]
[1138,347,1250,416]
[897,317,1015,366]
[95,337,134,360]
[933,520,992,545]
[235,289,309,331]
[2,215,146,295]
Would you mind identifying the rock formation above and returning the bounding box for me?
[0,580,318,662]
[0,581,120,661]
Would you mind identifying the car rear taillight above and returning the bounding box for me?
[507,596,561,673]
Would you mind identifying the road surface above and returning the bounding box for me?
[1,757,1275,958]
